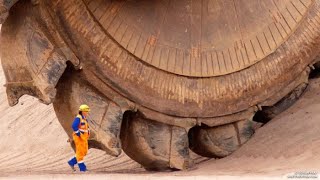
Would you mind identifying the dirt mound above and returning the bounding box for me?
[190,78,320,176]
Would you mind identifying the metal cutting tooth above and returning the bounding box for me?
[188,120,254,158]
[120,112,191,170]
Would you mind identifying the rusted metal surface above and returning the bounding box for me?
[189,120,254,158]
[120,112,191,170]
[1,0,320,170]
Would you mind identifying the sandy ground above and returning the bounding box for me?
[0,47,320,178]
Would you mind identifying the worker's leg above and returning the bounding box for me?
[68,134,81,170]
[78,138,89,171]
[74,134,88,172]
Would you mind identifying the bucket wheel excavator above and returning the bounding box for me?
[1,0,320,170]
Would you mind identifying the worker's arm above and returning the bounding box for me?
[72,117,81,137]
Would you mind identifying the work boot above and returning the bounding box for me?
[78,162,87,172]
[68,157,77,172]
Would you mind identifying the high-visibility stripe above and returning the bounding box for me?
[79,129,88,133]
[78,160,84,163]
[74,130,79,133]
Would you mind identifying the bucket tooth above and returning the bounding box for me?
[120,113,191,170]
[189,120,254,158]
[1,0,78,106]
[53,70,124,157]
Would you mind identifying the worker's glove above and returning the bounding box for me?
[75,131,81,137]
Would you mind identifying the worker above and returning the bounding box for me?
[67,104,91,172]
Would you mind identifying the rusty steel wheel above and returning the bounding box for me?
[1,0,320,170]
